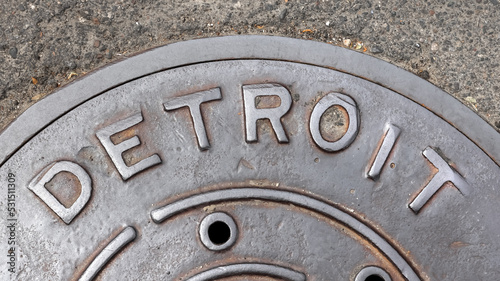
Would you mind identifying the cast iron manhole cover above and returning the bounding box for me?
[1,36,499,281]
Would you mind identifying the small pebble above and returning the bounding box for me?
[370,45,383,54]
[343,39,351,47]
[66,61,77,70]
[9,47,18,59]
[418,70,430,80]
[47,79,58,88]
[279,8,288,21]
[431,42,438,51]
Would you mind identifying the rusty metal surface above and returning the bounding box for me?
[0,37,499,280]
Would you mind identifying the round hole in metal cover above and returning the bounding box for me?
[208,221,231,245]
[365,274,385,281]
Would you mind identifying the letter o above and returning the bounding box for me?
[309,93,360,152]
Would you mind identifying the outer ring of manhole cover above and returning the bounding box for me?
[1,36,499,281]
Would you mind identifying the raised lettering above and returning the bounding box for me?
[96,112,161,180]
[164,88,222,150]
[309,93,359,152]
[243,84,292,143]
[367,124,401,179]
[409,147,471,213]
[28,161,92,224]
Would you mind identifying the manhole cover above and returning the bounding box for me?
[1,36,499,281]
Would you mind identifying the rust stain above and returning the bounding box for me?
[44,171,82,209]
[255,95,281,109]
[110,127,138,144]
[318,104,348,142]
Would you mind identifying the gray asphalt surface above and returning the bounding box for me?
[0,0,499,133]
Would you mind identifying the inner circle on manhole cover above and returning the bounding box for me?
[0,36,499,281]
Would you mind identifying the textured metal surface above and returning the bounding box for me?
[79,226,137,281]
[0,36,499,280]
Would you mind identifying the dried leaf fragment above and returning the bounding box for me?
[67,72,78,80]
[31,93,44,101]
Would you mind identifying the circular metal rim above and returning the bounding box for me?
[199,212,239,251]
[0,35,498,167]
